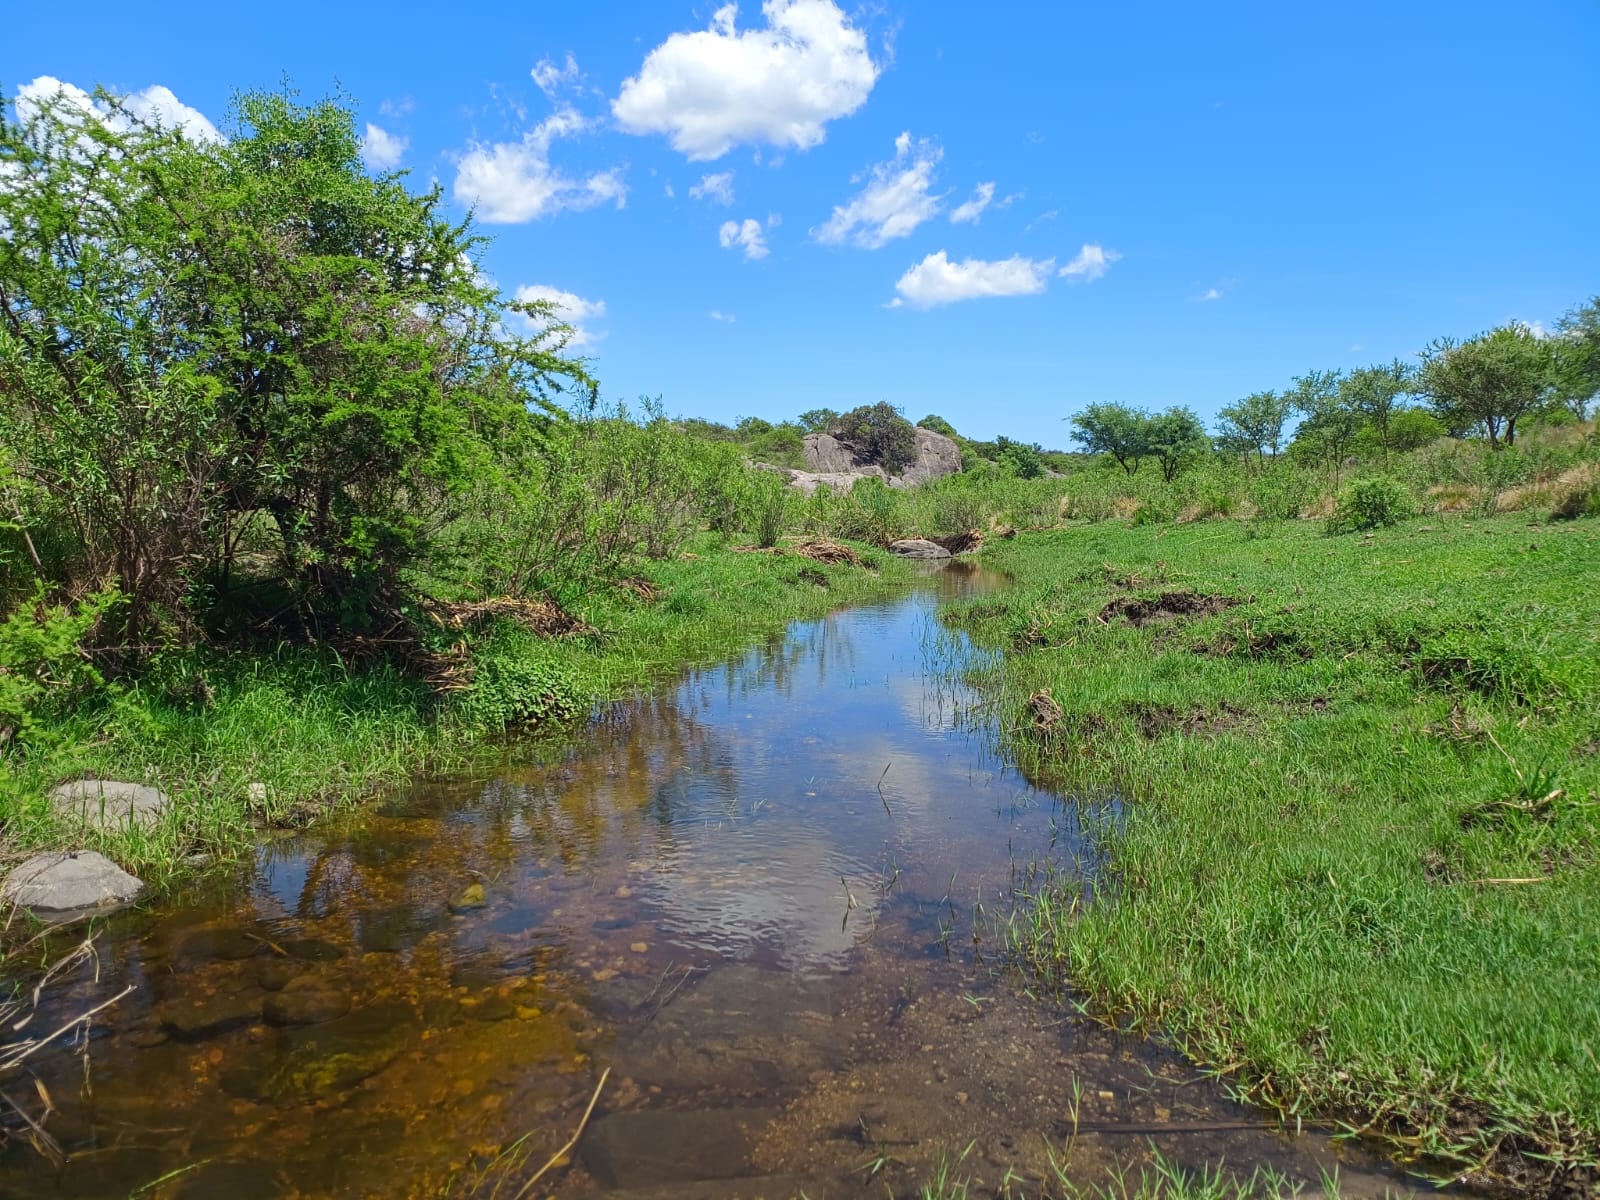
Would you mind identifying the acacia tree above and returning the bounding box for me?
[1340,359,1416,462]
[1069,403,1147,474]
[1146,407,1209,481]
[1287,369,1360,485]
[1418,325,1556,447]
[0,84,592,639]
[1554,297,1600,420]
[1214,390,1292,465]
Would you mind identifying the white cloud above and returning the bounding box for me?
[709,309,737,322]
[531,53,582,97]
[513,284,606,348]
[949,181,994,225]
[719,216,771,260]
[361,123,408,171]
[1058,242,1121,283]
[453,106,626,223]
[16,76,221,143]
[379,96,416,119]
[613,0,878,161]
[891,251,1054,309]
[813,131,943,249]
[1199,287,1223,302]
[690,170,735,204]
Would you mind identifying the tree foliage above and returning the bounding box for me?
[0,84,594,639]
[1069,403,1149,475]
[1339,359,1416,460]
[828,402,918,474]
[1554,296,1600,420]
[1215,391,1292,463]
[1419,325,1557,447]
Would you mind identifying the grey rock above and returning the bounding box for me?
[888,539,952,559]
[0,850,143,913]
[782,428,964,495]
[50,779,169,831]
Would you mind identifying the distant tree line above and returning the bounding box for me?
[1068,303,1600,482]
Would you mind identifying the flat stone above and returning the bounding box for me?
[0,851,143,913]
[580,1108,778,1190]
[888,539,951,559]
[49,779,169,831]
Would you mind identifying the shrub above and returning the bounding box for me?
[1330,476,1413,532]
[829,403,918,474]
[0,590,118,746]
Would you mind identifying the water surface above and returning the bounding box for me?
[2,565,1427,1197]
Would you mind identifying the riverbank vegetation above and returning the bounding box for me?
[945,517,1599,1186]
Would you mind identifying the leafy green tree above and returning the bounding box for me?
[0,84,591,638]
[828,403,918,473]
[916,414,959,438]
[994,437,1046,479]
[796,408,838,433]
[1418,325,1557,447]
[1145,407,1209,482]
[1214,391,1292,464]
[1340,359,1416,461]
[1069,403,1148,475]
[1554,296,1600,420]
[1286,369,1360,484]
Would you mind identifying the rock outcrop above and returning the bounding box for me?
[765,428,964,495]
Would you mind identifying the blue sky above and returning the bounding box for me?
[6,1,1597,445]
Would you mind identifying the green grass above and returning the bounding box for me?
[0,538,905,884]
[944,514,1600,1184]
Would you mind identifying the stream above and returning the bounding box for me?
[0,564,1431,1198]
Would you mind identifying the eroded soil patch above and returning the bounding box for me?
[1098,591,1241,627]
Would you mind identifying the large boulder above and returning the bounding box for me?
[51,779,169,831]
[1,850,143,913]
[787,427,963,494]
[888,539,952,559]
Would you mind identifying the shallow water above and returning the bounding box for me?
[2,565,1433,1197]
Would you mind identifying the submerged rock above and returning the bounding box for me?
[888,538,952,559]
[50,779,169,831]
[179,927,262,962]
[160,991,262,1041]
[0,850,143,913]
[262,978,352,1027]
[446,882,486,914]
[580,1108,778,1189]
[222,1001,414,1103]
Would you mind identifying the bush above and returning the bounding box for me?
[0,590,118,746]
[1330,476,1413,532]
[829,403,918,474]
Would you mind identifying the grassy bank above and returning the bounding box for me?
[0,540,903,885]
[945,514,1600,1185]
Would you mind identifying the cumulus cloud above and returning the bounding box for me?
[949,181,994,225]
[362,123,408,171]
[719,216,771,260]
[513,284,606,348]
[1058,242,1121,282]
[813,131,943,249]
[16,76,221,143]
[532,53,582,97]
[709,309,737,322]
[690,171,735,204]
[1199,287,1223,302]
[890,251,1054,309]
[454,107,626,223]
[613,0,878,160]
